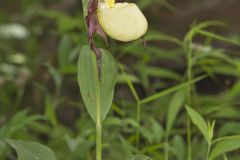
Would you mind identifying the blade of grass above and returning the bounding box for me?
[198,30,240,46]
[184,21,227,43]
[139,75,206,105]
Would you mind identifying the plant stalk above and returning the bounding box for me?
[207,143,211,160]
[187,118,192,160]
[96,91,102,160]
[186,40,193,160]
[96,121,102,160]
[164,136,169,160]
[136,101,141,148]
[120,66,141,149]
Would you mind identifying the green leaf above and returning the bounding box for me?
[119,136,138,158]
[166,90,186,134]
[150,119,164,143]
[120,65,140,102]
[218,122,240,137]
[139,65,181,81]
[45,96,57,126]
[46,64,62,88]
[38,10,82,33]
[140,75,205,104]
[78,46,100,123]
[172,135,186,160]
[78,46,117,122]
[145,31,182,46]
[0,111,44,139]
[58,35,72,69]
[185,106,209,143]
[212,135,240,144]
[117,73,140,84]
[5,139,57,160]
[210,137,240,160]
[82,0,89,20]
[128,154,152,160]
[99,49,117,120]
[184,21,227,43]
[139,119,163,144]
[198,30,240,46]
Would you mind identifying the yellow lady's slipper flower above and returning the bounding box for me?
[97,0,148,42]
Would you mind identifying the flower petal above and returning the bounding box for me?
[97,2,148,42]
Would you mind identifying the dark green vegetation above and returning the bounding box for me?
[1,0,240,160]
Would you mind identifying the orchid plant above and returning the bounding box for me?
[78,0,148,160]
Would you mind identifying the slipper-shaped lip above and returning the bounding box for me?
[97,2,148,42]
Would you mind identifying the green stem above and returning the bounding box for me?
[186,40,193,160]
[223,154,227,160]
[187,42,193,106]
[136,101,141,148]
[164,135,169,160]
[96,92,102,160]
[96,121,102,160]
[187,118,192,160]
[207,142,211,160]
[120,65,141,149]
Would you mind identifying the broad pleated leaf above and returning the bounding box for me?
[78,46,117,122]
[99,49,117,121]
[5,139,57,160]
[78,46,100,123]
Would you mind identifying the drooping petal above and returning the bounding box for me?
[97,2,148,42]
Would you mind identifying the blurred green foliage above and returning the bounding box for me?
[1,0,240,160]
